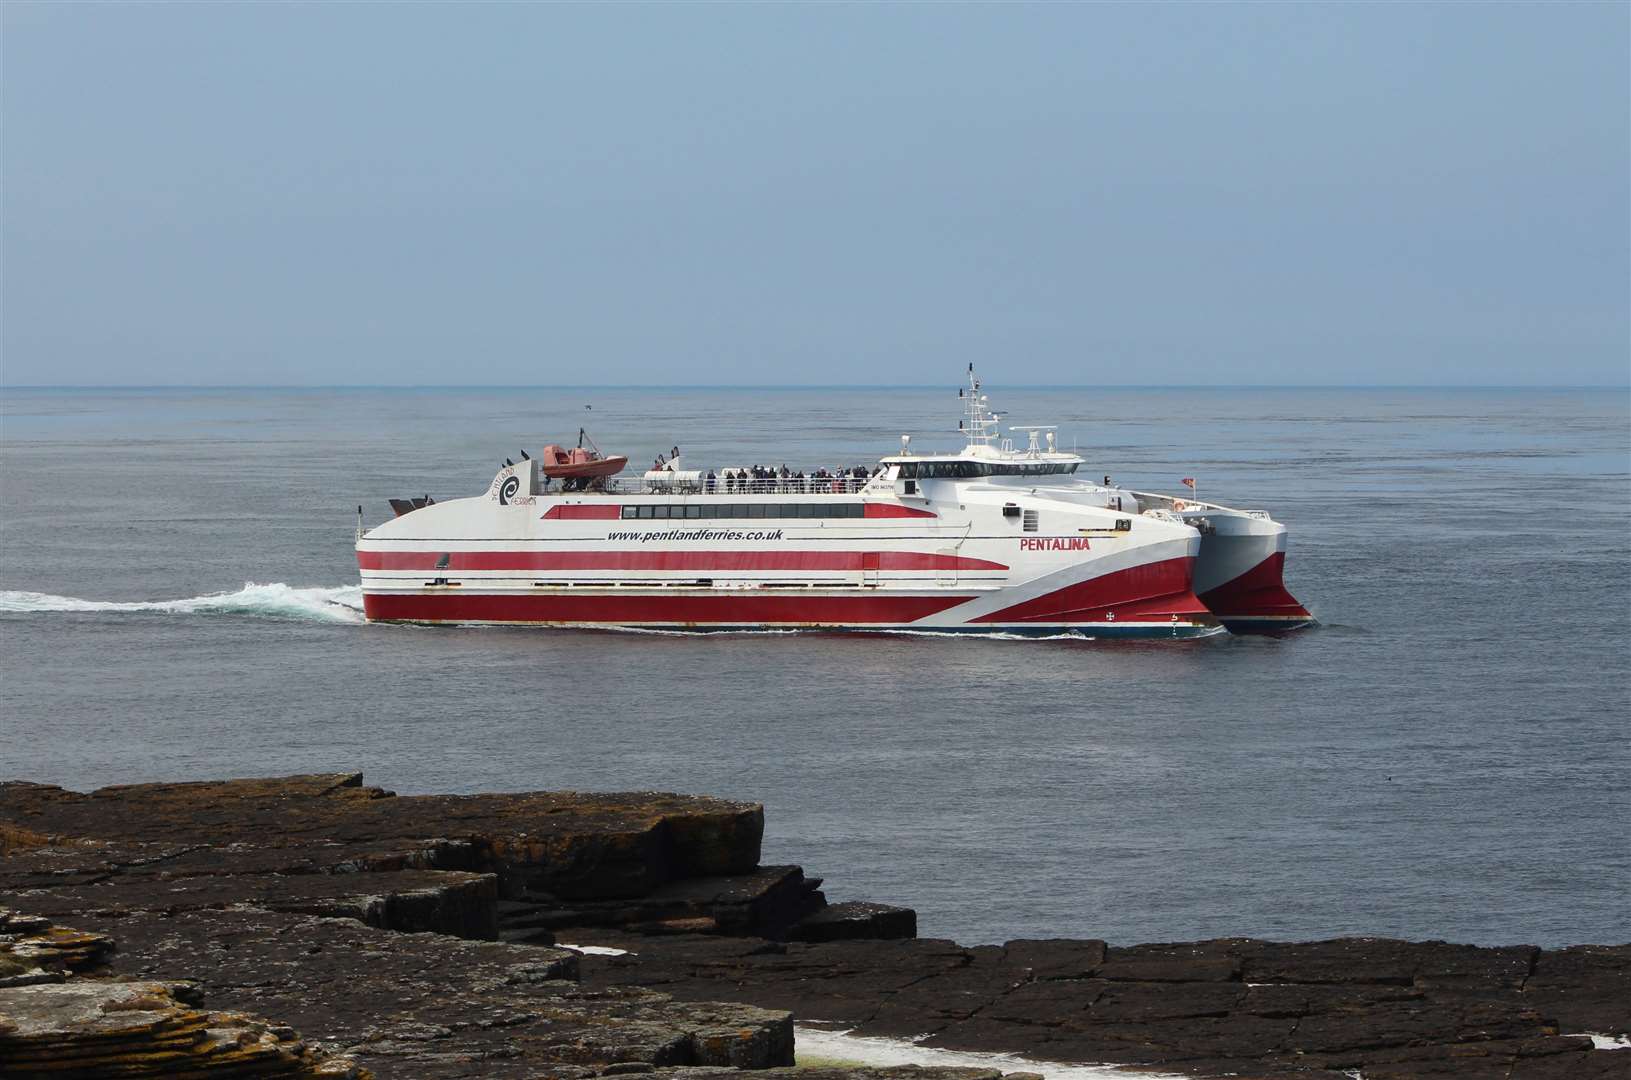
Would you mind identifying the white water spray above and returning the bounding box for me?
[793,1025,1179,1079]
[0,583,365,624]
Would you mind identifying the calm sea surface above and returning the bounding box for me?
[2,385,1627,947]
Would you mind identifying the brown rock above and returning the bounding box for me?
[0,978,368,1078]
[1095,942,1241,983]
[1523,943,1631,1035]
[13,871,499,940]
[788,902,917,943]
[0,776,766,902]
[1000,938,1106,980]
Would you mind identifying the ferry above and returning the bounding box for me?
[356,370,1311,637]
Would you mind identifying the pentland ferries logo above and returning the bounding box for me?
[1020,537,1091,551]
[490,466,535,506]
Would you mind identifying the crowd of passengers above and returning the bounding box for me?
[706,464,881,494]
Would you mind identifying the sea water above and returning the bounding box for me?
[1,385,1627,947]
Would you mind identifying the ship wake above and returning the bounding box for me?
[0,583,365,624]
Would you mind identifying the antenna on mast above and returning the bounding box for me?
[960,365,1000,447]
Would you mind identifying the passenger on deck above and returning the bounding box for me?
[706,470,716,493]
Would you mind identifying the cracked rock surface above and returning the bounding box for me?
[568,932,1631,1079]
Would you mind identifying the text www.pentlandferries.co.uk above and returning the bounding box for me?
[606,528,787,543]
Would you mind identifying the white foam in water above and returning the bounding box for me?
[556,944,633,957]
[1572,1034,1631,1050]
[0,583,365,624]
[793,1025,1179,1079]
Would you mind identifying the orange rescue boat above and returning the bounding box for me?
[540,430,627,487]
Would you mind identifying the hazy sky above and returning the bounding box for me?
[3,2,1626,387]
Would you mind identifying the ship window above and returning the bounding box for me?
[891,460,1080,480]
[621,506,638,519]
[636,505,656,519]
[1023,509,1039,532]
[684,505,703,519]
[746,504,767,519]
[842,502,864,518]
[798,503,821,518]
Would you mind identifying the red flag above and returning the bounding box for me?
[1181,478,1196,490]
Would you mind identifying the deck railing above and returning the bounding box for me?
[558,475,885,497]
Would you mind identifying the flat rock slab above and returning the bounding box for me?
[570,932,1631,1080]
[0,774,765,901]
[12,869,501,940]
[788,901,919,943]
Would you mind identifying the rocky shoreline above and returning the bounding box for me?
[1,773,1625,1079]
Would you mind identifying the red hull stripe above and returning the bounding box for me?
[357,550,1007,573]
[1198,552,1310,619]
[541,505,622,520]
[362,592,970,625]
[863,503,936,518]
[971,557,1211,624]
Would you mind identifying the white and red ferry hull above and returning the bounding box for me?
[357,493,1218,638]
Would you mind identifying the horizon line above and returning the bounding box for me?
[3,383,1628,392]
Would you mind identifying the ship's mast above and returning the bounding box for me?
[958,363,1003,448]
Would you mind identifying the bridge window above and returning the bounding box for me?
[896,461,1079,479]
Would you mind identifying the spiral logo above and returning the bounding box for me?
[498,476,521,505]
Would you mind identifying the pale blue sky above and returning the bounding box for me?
[3,2,1626,387]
